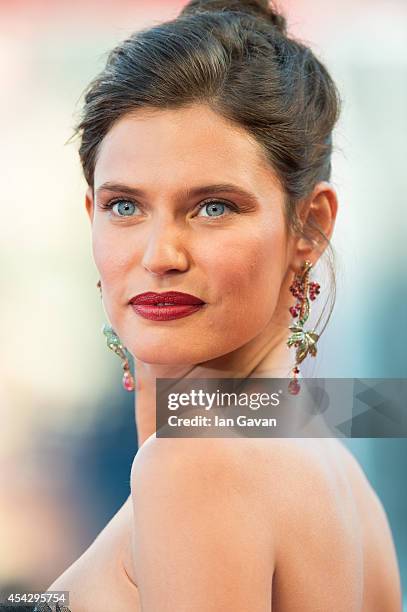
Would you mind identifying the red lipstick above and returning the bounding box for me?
[129,291,205,321]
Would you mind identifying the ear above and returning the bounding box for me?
[292,181,338,269]
[85,185,94,222]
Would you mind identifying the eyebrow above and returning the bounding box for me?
[95,181,260,207]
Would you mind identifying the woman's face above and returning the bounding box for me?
[87,103,294,365]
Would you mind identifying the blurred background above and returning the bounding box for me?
[0,0,406,606]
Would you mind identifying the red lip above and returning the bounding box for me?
[129,291,205,306]
[129,291,206,321]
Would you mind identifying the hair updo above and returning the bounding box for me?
[75,0,341,335]
[180,0,287,33]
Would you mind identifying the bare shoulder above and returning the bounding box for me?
[130,435,363,610]
[130,434,357,525]
[131,432,277,499]
[130,433,291,535]
[138,436,369,610]
[130,434,277,610]
[130,433,279,549]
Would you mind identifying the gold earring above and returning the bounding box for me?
[287,261,320,395]
[96,279,135,392]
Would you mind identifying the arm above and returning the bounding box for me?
[130,435,275,612]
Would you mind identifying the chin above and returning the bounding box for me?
[129,342,198,365]
[128,337,231,367]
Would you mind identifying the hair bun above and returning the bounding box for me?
[180,0,287,34]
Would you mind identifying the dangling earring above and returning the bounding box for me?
[96,279,135,392]
[287,261,320,395]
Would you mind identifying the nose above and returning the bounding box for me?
[141,218,190,276]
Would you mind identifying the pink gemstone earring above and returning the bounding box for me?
[97,280,135,392]
[287,261,320,395]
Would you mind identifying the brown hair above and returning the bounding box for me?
[74,0,341,339]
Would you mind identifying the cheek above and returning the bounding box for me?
[91,223,137,329]
[204,224,285,332]
[92,224,133,286]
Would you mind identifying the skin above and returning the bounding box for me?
[48,103,402,611]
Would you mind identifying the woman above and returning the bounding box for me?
[45,0,402,610]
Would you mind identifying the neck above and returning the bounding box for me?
[134,315,296,447]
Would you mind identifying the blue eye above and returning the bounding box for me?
[197,201,233,218]
[111,199,139,216]
[100,197,237,219]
